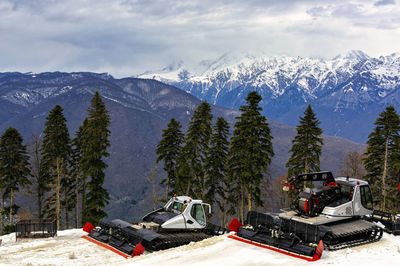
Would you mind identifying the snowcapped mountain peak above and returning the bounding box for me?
[333,50,370,61]
[161,60,185,72]
[136,50,400,142]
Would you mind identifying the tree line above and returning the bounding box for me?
[156,91,400,224]
[0,91,111,234]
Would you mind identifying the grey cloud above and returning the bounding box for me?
[0,0,400,77]
[375,0,395,6]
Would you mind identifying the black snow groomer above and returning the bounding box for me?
[82,196,228,257]
[228,171,400,261]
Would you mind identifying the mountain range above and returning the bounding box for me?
[0,72,364,221]
[138,50,400,143]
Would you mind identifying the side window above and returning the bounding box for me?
[172,202,183,213]
[360,185,373,210]
[190,204,206,226]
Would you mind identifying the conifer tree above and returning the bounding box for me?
[205,117,230,224]
[81,92,111,225]
[364,105,400,211]
[0,127,30,226]
[156,118,184,201]
[228,91,274,222]
[41,105,71,230]
[286,104,323,179]
[177,101,213,199]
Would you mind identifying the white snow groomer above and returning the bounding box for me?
[83,196,228,256]
[229,171,400,261]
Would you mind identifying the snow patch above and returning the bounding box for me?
[159,89,169,95]
[137,51,400,108]
[1,229,400,265]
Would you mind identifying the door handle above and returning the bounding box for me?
[187,220,194,224]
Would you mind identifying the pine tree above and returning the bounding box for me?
[286,104,323,179]
[81,92,111,225]
[0,127,30,227]
[41,105,71,230]
[364,105,400,211]
[156,118,184,201]
[205,117,230,225]
[228,91,274,222]
[177,101,213,199]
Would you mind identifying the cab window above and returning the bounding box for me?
[190,204,206,226]
[340,184,354,202]
[170,201,183,213]
[360,185,373,210]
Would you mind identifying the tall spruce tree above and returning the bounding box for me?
[286,104,323,179]
[0,127,30,227]
[177,101,213,199]
[363,105,400,211]
[81,92,111,225]
[205,117,230,224]
[228,91,274,223]
[41,105,71,230]
[156,118,184,201]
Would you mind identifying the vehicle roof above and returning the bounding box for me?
[174,196,203,204]
[335,176,369,186]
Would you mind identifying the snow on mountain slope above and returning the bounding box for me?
[1,229,399,266]
[138,51,400,143]
[139,50,400,106]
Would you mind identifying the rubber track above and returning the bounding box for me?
[146,231,213,251]
[323,219,383,250]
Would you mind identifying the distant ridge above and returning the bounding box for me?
[138,51,400,143]
[0,71,364,220]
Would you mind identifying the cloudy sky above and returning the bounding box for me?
[0,0,399,77]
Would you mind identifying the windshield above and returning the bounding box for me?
[165,201,184,213]
[340,184,354,199]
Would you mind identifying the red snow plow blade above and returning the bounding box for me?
[228,217,324,262]
[82,235,134,258]
[82,222,145,258]
[228,234,323,262]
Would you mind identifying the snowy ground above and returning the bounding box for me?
[1,229,400,266]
